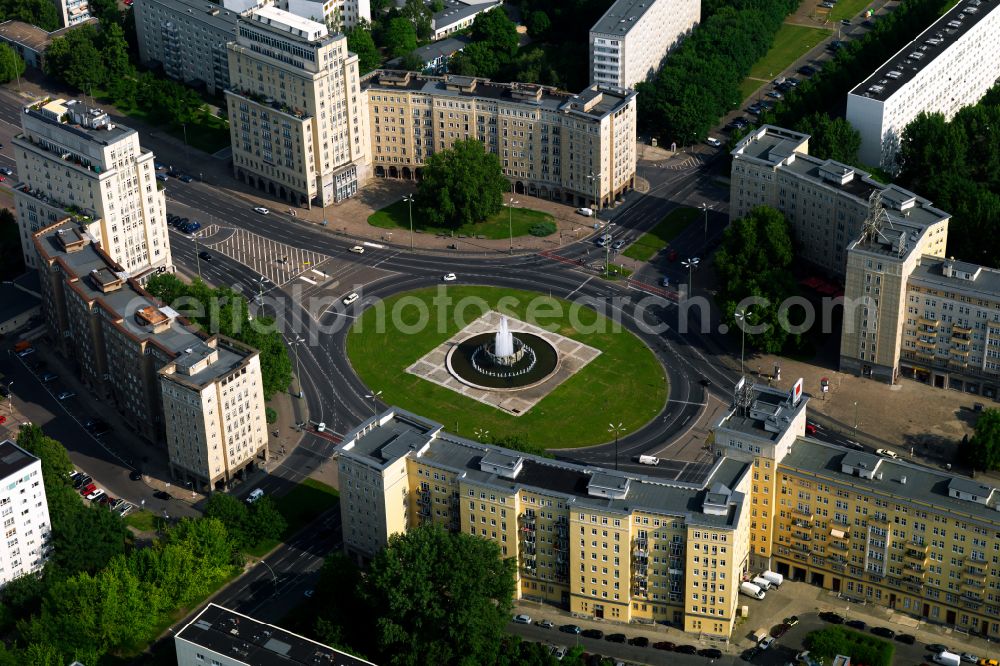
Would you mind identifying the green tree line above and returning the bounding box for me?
[145,274,293,399]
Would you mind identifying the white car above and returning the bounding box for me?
[343,292,360,306]
[961,654,980,664]
[253,206,270,215]
[876,448,899,460]
[512,614,532,625]
[759,637,775,650]
[442,273,457,282]
[537,619,554,628]
[86,488,105,501]
[350,246,365,254]
[576,207,594,217]
[57,391,75,400]
[706,137,722,147]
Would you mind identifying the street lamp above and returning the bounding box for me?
[403,194,415,251]
[681,257,700,296]
[5,380,12,416]
[853,400,859,438]
[608,422,625,471]
[587,171,602,212]
[734,306,751,378]
[474,428,489,443]
[192,232,203,280]
[505,197,518,255]
[365,390,383,417]
[700,202,713,241]
[291,336,305,398]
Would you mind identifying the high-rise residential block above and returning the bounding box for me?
[286,0,370,30]
[846,0,1000,168]
[0,440,51,589]
[53,0,91,27]
[226,6,371,206]
[362,71,637,209]
[589,0,700,89]
[13,98,172,277]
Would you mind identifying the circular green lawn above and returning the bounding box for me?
[345,286,667,448]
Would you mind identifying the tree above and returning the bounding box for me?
[416,139,508,228]
[526,10,550,39]
[0,0,60,30]
[401,52,425,72]
[714,206,800,353]
[897,112,969,194]
[347,24,381,73]
[44,25,107,93]
[384,17,418,59]
[448,41,501,78]
[470,8,519,59]
[0,44,24,84]
[17,425,74,486]
[245,496,287,545]
[203,493,251,549]
[364,524,516,666]
[793,113,861,165]
[962,408,1000,471]
[400,0,433,39]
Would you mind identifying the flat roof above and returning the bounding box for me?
[782,438,1000,525]
[250,5,328,40]
[33,220,251,386]
[591,0,658,36]
[0,441,39,480]
[362,71,635,120]
[341,409,750,528]
[138,0,244,33]
[388,34,469,65]
[849,0,999,102]
[717,382,807,443]
[176,604,376,666]
[0,277,40,324]
[433,0,499,28]
[908,256,1000,301]
[24,98,135,146]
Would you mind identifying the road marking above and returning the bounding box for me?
[667,399,708,406]
[565,276,593,299]
[299,276,317,285]
[310,268,326,277]
[362,241,384,249]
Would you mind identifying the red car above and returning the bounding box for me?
[806,423,817,435]
[0,175,7,182]
[80,483,97,496]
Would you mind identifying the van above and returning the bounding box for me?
[576,207,594,217]
[933,652,960,666]
[740,582,765,599]
[638,455,659,465]
[247,488,265,504]
[761,570,783,587]
[752,576,772,591]
[751,628,768,643]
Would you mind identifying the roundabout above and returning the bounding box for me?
[344,286,669,448]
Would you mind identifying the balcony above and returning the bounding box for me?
[829,527,850,541]
[918,316,940,328]
[792,508,814,521]
[790,531,813,546]
[962,578,986,592]
[953,324,972,336]
[226,88,310,120]
[792,518,813,529]
[916,338,936,350]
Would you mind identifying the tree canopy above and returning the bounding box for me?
[714,206,801,353]
[793,113,861,165]
[347,23,381,73]
[960,408,1000,471]
[384,17,418,59]
[0,0,60,30]
[416,138,508,228]
[0,43,24,85]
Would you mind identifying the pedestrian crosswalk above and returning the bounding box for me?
[197,224,330,286]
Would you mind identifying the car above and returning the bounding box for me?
[653,641,676,651]
[155,162,166,170]
[784,615,800,627]
[74,475,92,489]
[978,660,999,666]
[772,623,790,638]
[559,624,582,634]
[699,649,723,659]
[87,420,110,436]
[785,77,800,86]
[116,502,134,516]
[154,490,172,500]
[845,619,866,630]
[759,637,775,650]
[303,589,314,598]
[611,240,625,250]
[799,65,818,76]
[442,273,457,281]
[627,636,649,647]
[253,206,270,215]
[343,292,360,306]
[247,488,265,504]
[57,391,75,400]
[895,634,915,645]
[675,645,697,655]
[98,494,114,506]
[550,646,566,660]
[821,612,845,624]
[536,619,554,629]
[605,633,626,643]
[742,648,760,662]
[927,645,950,655]
[350,245,365,254]
[0,167,13,176]
[198,251,212,261]
[699,378,712,387]
[962,655,981,664]
[80,483,97,496]
[760,100,775,111]
[155,173,168,182]
[806,422,818,435]
[661,277,670,287]
[86,488,105,501]
[767,91,783,99]
[876,448,899,459]
[706,137,722,147]
[828,40,845,51]
[725,119,748,131]
[862,19,874,27]
[576,207,595,217]
[129,469,143,481]
[582,629,604,639]
[41,373,57,383]
[841,18,851,24]
[871,627,895,639]
[178,174,194,183]
[17,347,35,357]
[820,1,834,7]
[512,614,532,625]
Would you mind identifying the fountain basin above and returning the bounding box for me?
[446,332,559,391]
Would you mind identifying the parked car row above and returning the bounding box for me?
[69,471,135,515]
[515,616,721,660]
[819,612,915,644]
[167,214,202,234]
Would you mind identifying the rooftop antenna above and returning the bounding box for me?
[860,189,895,246]
[733,376,754,416]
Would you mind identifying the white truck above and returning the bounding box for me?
[752,576,772,591]
[932,652,961,666]
[761,570,784,587]
[638,455,660,466]
[740,582,765,599]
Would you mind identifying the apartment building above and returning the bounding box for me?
[0,19,98,71]
[53,0,91,27]
[134,0,255,96]
[338,406,756,637]
[362,71,637,209]
[0,441,51,589]
[286,0,370,30]
[589,0,700,89]
[175,603,377,666]
[13,98,172,277]
[429,0,501,40]
[226,6,371,206]
[846,0,1000,168]
[730,125,949,278]
[33,220,268,491]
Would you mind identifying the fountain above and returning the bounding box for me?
[447,314,559,390]
[479,316,528,368]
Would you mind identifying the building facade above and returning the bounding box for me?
[286,0,370,30]
[13,98,173,277]
[225,6,371,206]
[845,0,1000,168]
[0,441,51,589]
[589,0,700,89]
[0,19,98,71]
[362,71,637,209]
[133,0,252,96]
[53,0,91,27]
[429,0,500,39]
[33,220,268,491]
[175,603,377,666]
[730,125,949,279]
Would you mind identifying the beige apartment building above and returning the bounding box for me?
[33,220,268,491]
[0,440,51,589]
[337,378,1000,641]
[361,71,637,209]
[13,98,172,277]
[226,6,370,206]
